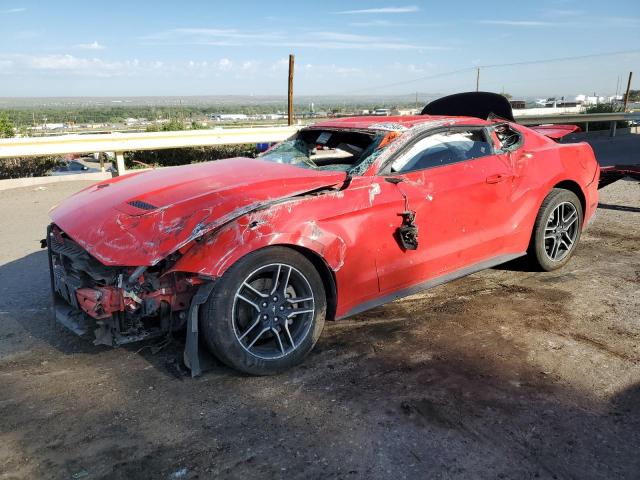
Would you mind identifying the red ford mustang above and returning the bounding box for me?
[46,93,599,375]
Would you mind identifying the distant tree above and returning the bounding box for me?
[627,89,640,102]
[585,103,623,114]
[146,118,185,132]
[0,113,16,138]
[500,92,513,100]
[581,103,628,130]
[17,125,30,137]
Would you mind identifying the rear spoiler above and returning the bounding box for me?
[421,93,583,142]
[529,124,581,141]
[599,165,640,189]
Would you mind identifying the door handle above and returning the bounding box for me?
[486,173,511,184]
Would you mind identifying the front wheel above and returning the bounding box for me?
[529,188,583,271]
[201,246,326,375]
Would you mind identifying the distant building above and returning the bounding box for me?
[372,108,391,116]
[30,123,65,131]
[210,113,249,121]
[124,117,148,126]
[510,100,526,110]
[575,94,610,106]
[396,108,419,116]
[256,113,286,120]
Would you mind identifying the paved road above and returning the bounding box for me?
[0,179,639,479]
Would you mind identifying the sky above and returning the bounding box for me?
[0,0,639,98]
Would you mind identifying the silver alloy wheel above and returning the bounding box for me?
[544,201,579,262]
[232,263,315,360]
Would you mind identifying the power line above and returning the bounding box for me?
[341,67,475,95]
[340,49,640,95]
[478,49,640,69]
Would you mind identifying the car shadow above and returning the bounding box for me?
[2,301,640,479]
[491,255,539,273]
[598,203,640,213]
[0,250,231,378]
[0,250,114,355]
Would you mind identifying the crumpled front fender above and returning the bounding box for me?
[169,205,347,278]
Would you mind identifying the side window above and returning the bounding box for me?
[391,129,492,173]
[492,124,523,152]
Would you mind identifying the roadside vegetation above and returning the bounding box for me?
[0,157,60,179]
[128,118,257,169]
[1,95,636,179]
[0,101,415,129]
[0,113,16,138]
[576,103,630,131]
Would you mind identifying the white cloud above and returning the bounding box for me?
[478,16,640,29]
[270,58,289,71]
[334,5,419,14]
[140,28,285,46]
[274,40,432,51]
[139,26,442,51]
[302,63,363,77]
[598,16,640,28]
[349,20,397,27]
[14,30,41,40]
[76,41,106,50]
[217,58,233,71]
[1,7,25,14]
[542,9,585,16]
[0,53,162,77]
[477,20,559,27]
[311,31,381,42]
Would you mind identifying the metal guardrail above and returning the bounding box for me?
[0,113,638,176]
[516,111,640,137]
[0,126,300,174]
[516,111,640,125]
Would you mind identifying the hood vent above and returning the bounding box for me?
[127,200,157,211]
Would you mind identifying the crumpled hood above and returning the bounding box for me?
[50,157,346,266]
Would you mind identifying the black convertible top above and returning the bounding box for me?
[421,91,515,122]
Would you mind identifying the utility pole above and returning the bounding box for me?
[623,71,633,112]
[476,67,480,92]
[288,54,295,126]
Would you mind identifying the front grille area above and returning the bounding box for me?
[48,225,110,309]
[49,229,87,259]
[46,223,182,346]
[49,227,119,285]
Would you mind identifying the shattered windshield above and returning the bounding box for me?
[259,128,394,174]
[260,139,315,168]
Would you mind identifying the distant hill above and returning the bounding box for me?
[0,94,442,109]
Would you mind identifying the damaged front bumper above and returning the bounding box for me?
[46,224,200,346]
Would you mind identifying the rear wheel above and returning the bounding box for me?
[529,188,583,271]
[201,246,326,375]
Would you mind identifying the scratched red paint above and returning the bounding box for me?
[50,114,599,322]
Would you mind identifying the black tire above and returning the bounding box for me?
[200,246,326,375]
[529,188,583,271]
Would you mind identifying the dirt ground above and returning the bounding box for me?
[0,178,638,480]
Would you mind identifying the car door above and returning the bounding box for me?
[371,126,516,294]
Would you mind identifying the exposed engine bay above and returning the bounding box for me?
[47,224,200,346]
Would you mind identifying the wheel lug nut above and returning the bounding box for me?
[261,302,268,308]
[279,305,285,311]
